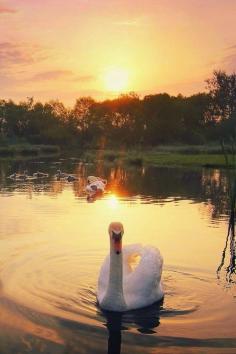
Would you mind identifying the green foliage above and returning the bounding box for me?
[206,70,236,121]
[0,70,235,149]
[206,70,236,141]
[0,144,59,158]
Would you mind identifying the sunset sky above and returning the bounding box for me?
[1,0,236,105]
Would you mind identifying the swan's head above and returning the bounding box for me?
[108,222,124,255]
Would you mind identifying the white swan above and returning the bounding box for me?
[97,222,163,312]
[87,176,107,185]
[86,176,107,194]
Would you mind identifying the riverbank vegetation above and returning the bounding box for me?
[0,144,60,158]
[82,148,228,168]
[0,71,235,158]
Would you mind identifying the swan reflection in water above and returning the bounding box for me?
[57,301,162,354]
[34,297,197,354]
[101,299,163,354]
[86,190,104,203]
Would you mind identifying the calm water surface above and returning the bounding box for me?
[0,157,235,354]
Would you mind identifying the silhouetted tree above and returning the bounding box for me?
[206,70,236,122]
[3,74,234,149]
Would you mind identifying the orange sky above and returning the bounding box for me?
[1,0,236,105]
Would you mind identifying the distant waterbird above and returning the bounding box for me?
[54,170,78,182]
[33,171,49,178]
[55,170,68,179]
[67,175,78,182]
[8,170,29,181]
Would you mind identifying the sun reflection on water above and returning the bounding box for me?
[107,194,119,209]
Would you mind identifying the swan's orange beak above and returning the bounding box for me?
[112,231,122,255]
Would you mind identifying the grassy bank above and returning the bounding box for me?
[141,152,227,167]
[0,144,60,158]
[82,145,232,168]
[1,143,232,168]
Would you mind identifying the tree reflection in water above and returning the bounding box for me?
[217,179,236,283]
[217,142,236,283]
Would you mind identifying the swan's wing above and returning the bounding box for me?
[97,244,163,308]
[124,245,163,308]
[122,244,143,276]
[97,255,109,302]
[95,180,105,191]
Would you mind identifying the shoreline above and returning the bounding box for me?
[0,144,60,159]
[82,148,232,168]
[1,144,234,168]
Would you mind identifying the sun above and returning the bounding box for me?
[104,68,129,92]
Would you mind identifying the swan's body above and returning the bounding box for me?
[87,176,107,185]
[8,173,18,180]
[33,171,49,178]
[86,180,106,193]
[8,171,29,181]
[54,170,77,182]
[55,170,68,180]
[97,222,163,312]
[86,176,107,194]
[67,175,77,182]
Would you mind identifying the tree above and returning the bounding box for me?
[206,70,236,122]
[181,93,211,144]
[143,93,184,145]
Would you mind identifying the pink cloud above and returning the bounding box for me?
[33,70,75,81]
[216,45,236,72]
[0,2,16,13]
[0,42,47,70]
[32,70,95,82]
[222,53,236,72]
[0,42,33,66]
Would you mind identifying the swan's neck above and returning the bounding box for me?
[101,243,126,311]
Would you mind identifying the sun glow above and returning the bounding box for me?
[104,68,129,92]
[107,194,119,208]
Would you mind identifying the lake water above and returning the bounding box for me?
[0,157,235,354]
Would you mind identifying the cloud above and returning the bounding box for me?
[31,70,95,82]
[73,74,95,82]
[33,70,74,81]
[0,42,33,66]
[208,45,236,72]
[112,16,149,27]
[226,44,236,50]
[221,46,236,71]
[0,2,16,13]
[0,42,47,70]
[112,20,141,27]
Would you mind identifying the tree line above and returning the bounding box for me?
[0,70,236,148]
